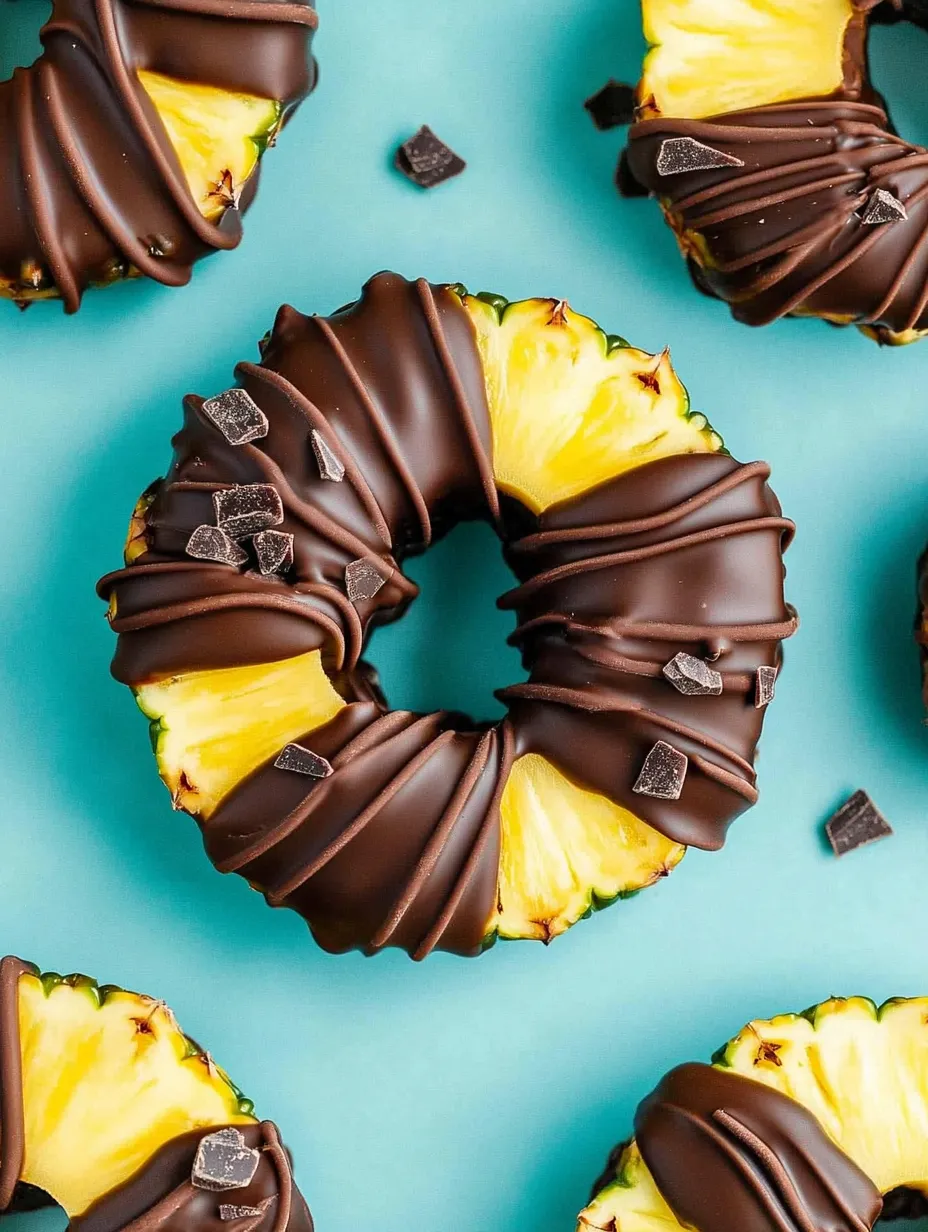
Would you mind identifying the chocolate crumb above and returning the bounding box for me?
[395,126,466,189]
[253,529,294,576]
[825,790,893,857]
[345,557,389,602]
[201,388,269,446]
[213,484,284,541]
[584,80,637,130]
[633,740,688,801]
[655,136,744,177]
[663,652,723,697]
[755,665,778,708]
[311,429,346,482]
[275,743,333,778]
[219,1207,267,1223]
[192,1129,260,1192]
[186,525,247,568]
[861,187,908,225]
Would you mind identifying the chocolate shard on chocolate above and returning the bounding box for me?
[253,529,294,576]
[861,187,908,226]
[633,741,687,800]
[655,136,744,177]
[310,429,345,482]
[395,126,466,189]
[274,743,333,778]
[201,389,269,446]
[219,1205,268,1221]
[755,664,778,708]
[192,1128,260,1192]
[186,525,248,568]
[635,1062,883,1232]
[213,484,284,541]
[663,652,723,696]
[584,80,637,130]
[345,557,388,602]
[825,790,893,857]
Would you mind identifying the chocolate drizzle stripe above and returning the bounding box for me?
[569,639,755,691]
[0,957,30,1211]
[312,316,434,546]
[510,612,799,645]
[260,1122,293,1232]
[415,280,502,527]
[236,364,392,548]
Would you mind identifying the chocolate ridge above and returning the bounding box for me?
[98,272,795,955]
[1,0,316,312]
[0,956,32,1211]
[624,2,928,336]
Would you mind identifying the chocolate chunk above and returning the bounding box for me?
[395,126,466,189]
[755,665,778,708]
[633,741,688,800]
[201,389,269,446]
[584,80,637,130]
[253,529,294,576]
[275,743,333,778]
[213,484,284,540]
[345,557,389,602]
[191,1129,260,1192]
[186,525,247,567]
[310,429,346,482]
[655,136,744,177]
[825,790,893,857]
[861,187,908,225]
[663,652,723,697]
[219,1207,267,1223]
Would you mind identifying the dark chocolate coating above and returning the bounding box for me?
[633,1063,882,1232]
[0,0,317,312]
[97,272,796,958]
[625,1,928,336]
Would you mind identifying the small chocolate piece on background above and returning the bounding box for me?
[201,389,269,446]
[825,790,893,857]
[186,525,247,568]
[584,79,637,130]
[656,136,744,177]
[663,652,723,697]
[633,741,688,801]
[310,429,346,482]
[345,557,389,602]
[191,1128,261,1192]
[275,743,333,778]
[395,126,466,189]
[213,484,284,540]
[861,187,908,226]
[253,529,294,576]
[755,665,778,708]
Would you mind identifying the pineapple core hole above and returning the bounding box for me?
[0,2,49,79]
[372,520,527,724]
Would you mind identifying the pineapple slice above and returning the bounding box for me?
[137,650,345,819]
[459,292,720,514]
[495,755,684,942]
[138,71,281,221]
[580,996,928,1230]
[639,0,856,121]
[15,965,252,1217]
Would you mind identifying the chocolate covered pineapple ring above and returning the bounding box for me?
[1,0,316,311]
[98,272,796,958]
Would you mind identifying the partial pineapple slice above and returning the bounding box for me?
[639,0,855,121]
[16,965,252,1217]
[580,996,928,1231]
[458,291,720,513]
[138,71,281,220]
[495,755,684,942]
[137,650,345,818]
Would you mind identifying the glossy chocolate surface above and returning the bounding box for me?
[0,0,317,312]
[98,272,795,957]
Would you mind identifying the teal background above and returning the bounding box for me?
[2,4,928,1231]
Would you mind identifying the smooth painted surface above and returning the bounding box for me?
[2,5,928,1232]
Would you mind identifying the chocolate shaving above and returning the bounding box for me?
[253,529,294,576]
[186,525,247,567]
[584,80,637,130]
[663,652,723,696]
[310,429,346,482]
[191,1128,260,1192]
[395,126,466,189]
[656,136,744,177]
[219,1206,266,1222]
[860,187,908,225]
[755,665,778,708]
[201,389,269,446]
[274,743,333,778]
[213,484,284,540]
[345,557,388,602]
[633,740,688,800]
[824,790,893,857]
